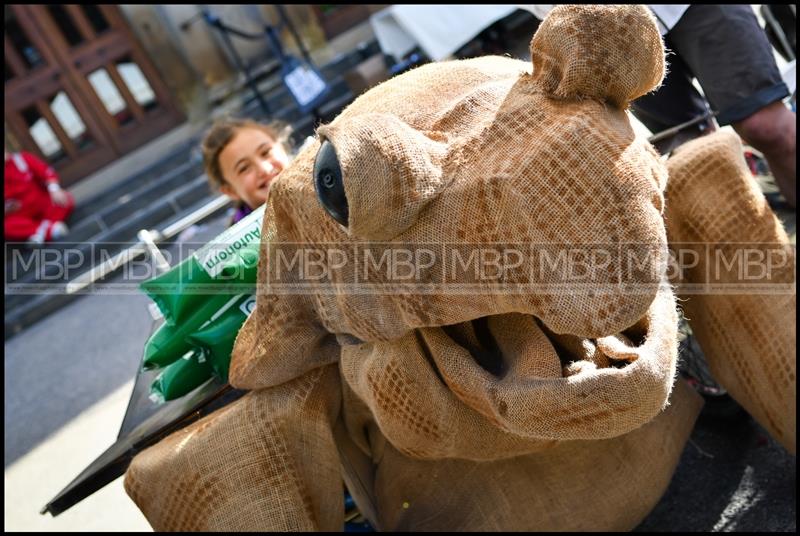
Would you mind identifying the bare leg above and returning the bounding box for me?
[733,100,796,208]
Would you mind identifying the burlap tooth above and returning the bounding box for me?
[340,283,677,461]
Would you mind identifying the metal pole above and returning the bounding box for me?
[137,229,171,274]
[204,11,271,116]
[65,196,231,294]
[646,111,717,144]
[761,5,796,61]
[264,24,287,62]
[275,5,313,66]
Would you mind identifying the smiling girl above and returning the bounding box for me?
[202,118,292,225]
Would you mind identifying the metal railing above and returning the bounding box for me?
[65,195,231,294]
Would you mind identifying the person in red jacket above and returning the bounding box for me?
[4,149,75,244]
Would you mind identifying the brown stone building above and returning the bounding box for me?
[5,5,383,187]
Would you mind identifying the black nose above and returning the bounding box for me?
[313,140,348,227]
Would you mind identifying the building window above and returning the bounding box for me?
[88,68,134,125]
[115,56,158,112]
[21,106,67,163]
[6,8,45,70]
[81,5,110,35]
[46,4,86,47]
[48,92,93,150]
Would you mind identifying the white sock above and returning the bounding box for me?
[28,220,50,245]
[50,221,69,239]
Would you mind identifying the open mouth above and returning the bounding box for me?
[338,289,677,461]
[436,313,645,381]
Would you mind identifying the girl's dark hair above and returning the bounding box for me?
[201,117,292,191]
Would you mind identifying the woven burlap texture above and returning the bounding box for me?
[664,131,796,454]
[122,5,793,531]
[125,367,343,531]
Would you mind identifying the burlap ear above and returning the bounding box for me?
[318,115,450,241]
[530,5,665,107]
[664,130,796,454]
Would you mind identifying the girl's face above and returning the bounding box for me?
[218,127,289,209]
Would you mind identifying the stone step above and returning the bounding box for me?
[229,40,380,122]
[69,138,201,224]
[208,58,282,108]
[66,160,205,244]
[243,72,352,122]
[5,174,213,312]
[240,76,355,136]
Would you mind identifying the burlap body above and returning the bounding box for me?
[355,379,701,532]
[126,365,702,531]
[121,5,769,530]
[125,367,344,531]
[664,131,797,454]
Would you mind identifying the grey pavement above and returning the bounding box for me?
[4,213,229,470]
[636,408,796,531]
[4,284,153,470]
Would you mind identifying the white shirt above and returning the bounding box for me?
[516,5,690,35]
[648,5,690,34]
[371,5,518,62]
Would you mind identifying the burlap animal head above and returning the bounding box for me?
[232,5,678,456]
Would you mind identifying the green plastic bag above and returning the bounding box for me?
[140,204,265,325]
[142,293,249,370]
[186,294,256,382]
[149,349,214,403]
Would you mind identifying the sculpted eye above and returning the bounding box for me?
[313,140,348,227]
